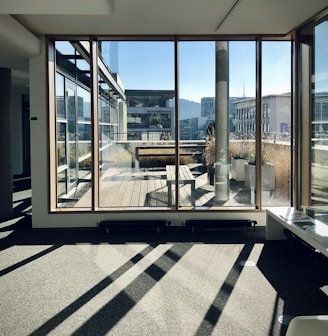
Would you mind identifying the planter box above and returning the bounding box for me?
[231,158,247,181]
[245,163,275,191]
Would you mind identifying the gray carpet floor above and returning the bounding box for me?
[0,217,328,336]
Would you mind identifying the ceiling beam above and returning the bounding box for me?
[0,15,40,57]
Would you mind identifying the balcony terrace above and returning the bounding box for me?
[60,139,294,209]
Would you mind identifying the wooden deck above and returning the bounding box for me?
[99,168,168,207]
[75,163,276,208]
[75,164,211,208]
[98,166,200,207]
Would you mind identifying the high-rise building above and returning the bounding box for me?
[201,97,215,117]
[100,41,119,73]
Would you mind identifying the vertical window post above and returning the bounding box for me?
[256,38,262,209]
[91,38,99,210]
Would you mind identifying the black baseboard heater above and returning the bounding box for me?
[185,219,257,233]
[97,220,170,234]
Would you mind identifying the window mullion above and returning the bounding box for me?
[91,38,99,211]
[256,37,262,209]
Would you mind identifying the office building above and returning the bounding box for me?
[126,90,175,141]
[234,94,291,139]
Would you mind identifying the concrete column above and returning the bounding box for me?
[0,68,13,219]
[214,42,230,201]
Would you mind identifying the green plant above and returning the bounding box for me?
[139,154,193,168]
[240,143,272,165]
[230,141,255,161]
[249,143,275,165]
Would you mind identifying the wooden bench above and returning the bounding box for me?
[134,144,205,169]
[166,165,195,206]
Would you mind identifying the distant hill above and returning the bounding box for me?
[169,99,201,120]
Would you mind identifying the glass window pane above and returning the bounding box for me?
[77,86,91,121]
[311,19,328,205]
[55,41,92,208]
[57,122,67,166]
[55,41,77,77]
[51,37,293,212]
[56,73,65,118]
[179,41,257,208]
[261,41,292,207]
[230,41,256,207]
[98,41,175,208]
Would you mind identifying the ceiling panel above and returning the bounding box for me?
[13,0,236,35]
[217,0,328,35]
[11,0,327,36]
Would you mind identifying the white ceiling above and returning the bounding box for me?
[0,0,327,92]
[10,0,328,36]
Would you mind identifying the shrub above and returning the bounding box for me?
[204,136,216,168]
[139,149,195,168]
[230,141,255,161]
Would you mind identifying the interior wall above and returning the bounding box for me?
[11,92,23,175]
[0,68,13,219]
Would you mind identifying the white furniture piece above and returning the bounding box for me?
[266,207,328,258]
[286,315,328,336]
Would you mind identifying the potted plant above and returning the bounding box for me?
[244,152,275,191]
[230,142,253,181]
[231,152,252,181]
[204,135,215,185]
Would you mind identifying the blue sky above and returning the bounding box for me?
[315,21,328,93]
[117,40,292,102]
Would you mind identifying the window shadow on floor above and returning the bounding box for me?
[257,240,328,335]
